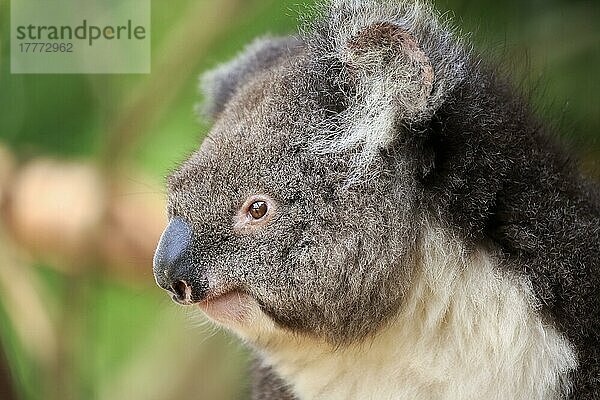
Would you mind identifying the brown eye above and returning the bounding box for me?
[249,201,268,220]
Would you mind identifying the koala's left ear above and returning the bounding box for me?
[317,3,467,159]
[344,22,435,119]
[199,35,301,121]
[327,22,441,154]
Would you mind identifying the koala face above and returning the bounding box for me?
[154,2,468,345]
[157,60,416,344]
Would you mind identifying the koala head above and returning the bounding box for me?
[153,0,468,346]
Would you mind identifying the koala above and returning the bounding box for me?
[153,1,600,399]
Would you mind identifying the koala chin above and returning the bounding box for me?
[153,1,599,399]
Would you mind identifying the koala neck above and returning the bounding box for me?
[259,227,577,400]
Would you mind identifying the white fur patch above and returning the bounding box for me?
[242,227,577,400]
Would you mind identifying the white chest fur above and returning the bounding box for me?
[260,228,577,400]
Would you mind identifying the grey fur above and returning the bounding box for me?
[159,0,599,398]
[199,35,302,120]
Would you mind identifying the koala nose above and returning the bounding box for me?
[153,217,199,304]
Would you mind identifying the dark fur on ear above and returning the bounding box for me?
[199,35,302,120]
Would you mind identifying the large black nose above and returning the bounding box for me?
[153,217,201,304]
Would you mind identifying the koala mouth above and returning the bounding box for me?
[198,290,252,323]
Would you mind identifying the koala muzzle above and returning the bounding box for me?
[153,217,207,305]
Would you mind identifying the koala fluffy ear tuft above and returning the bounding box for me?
[310,0,468,174]
[344,22,434,115]
[199,35,301,121]
[318,21,439,162]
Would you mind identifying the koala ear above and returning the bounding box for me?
[313,1,467,167]
[199,35,301,120]
[331,22,436,154]
[345,22,434,116]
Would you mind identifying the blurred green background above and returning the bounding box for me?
[0,0,598,399]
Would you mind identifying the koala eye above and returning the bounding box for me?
[248,201,268,220]
[234,195,276,233]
